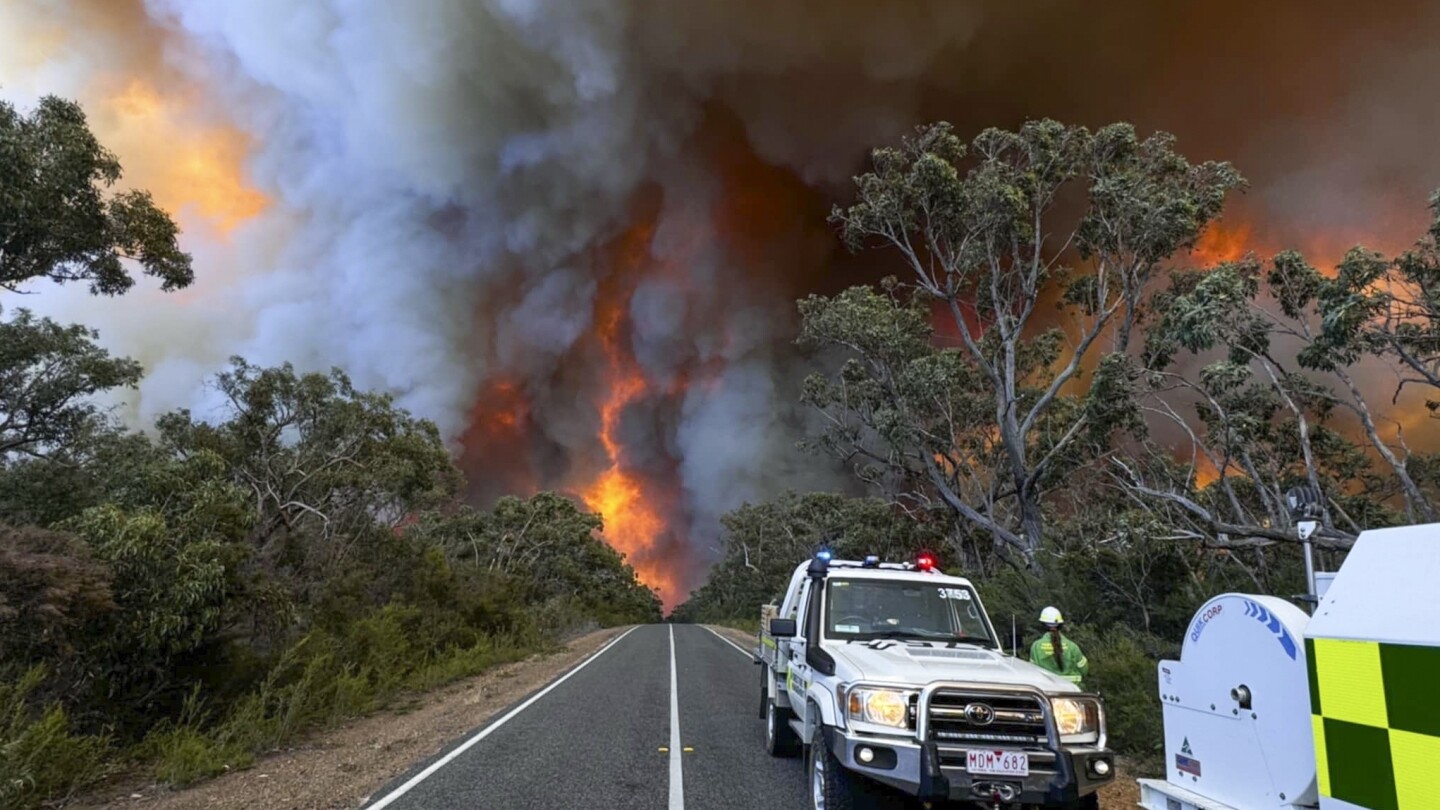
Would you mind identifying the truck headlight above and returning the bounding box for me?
[847,688,910,728]
[1050,697,1102,744]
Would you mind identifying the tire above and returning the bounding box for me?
[808,725,861,810]
[765,693,800,757]
[1077,793,1100,810]
[758,665,769,719]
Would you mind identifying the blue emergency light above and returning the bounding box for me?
[807,549,833,578]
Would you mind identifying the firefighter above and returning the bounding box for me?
[1030,606,1089,687]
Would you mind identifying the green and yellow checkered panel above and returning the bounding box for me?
[1307,637,1440,810]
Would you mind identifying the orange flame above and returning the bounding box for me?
[580,288,677,608]
[457,377,537,502]
[573,211,685,608]
[1191,220,1255,265]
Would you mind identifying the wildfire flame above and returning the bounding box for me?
[1191,220,1256,265]
[580,263,679,608]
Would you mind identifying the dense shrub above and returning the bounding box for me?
[0,668,110,809]
[1069,625,1172,773]
[140,604,547,786]
[0,525,114,685]
[0,361,661,799]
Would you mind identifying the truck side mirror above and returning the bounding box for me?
[770,618,797,638]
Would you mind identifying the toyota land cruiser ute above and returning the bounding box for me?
[756,553,1114,809]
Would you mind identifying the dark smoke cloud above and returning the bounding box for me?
[5,0,1439,594]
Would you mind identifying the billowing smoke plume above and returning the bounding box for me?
[4,0,1440,603]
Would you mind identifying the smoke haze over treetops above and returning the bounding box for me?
[3,0,1438,603]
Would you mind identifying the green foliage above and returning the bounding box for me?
[0,353,656,794]
[154,359,462,593]
[0,668,109,809]
[819,119,1244,557]
[0,430,164,528]
[66,505,230,662]
[0,308,143,458]
[1140,245,1433,534]
[673,492,941,623]
[1070,626,1170,773]
[706,617,761,635]
[410,492,662,626]
[0,451,98,527]
[141,608,544,786]
[143,725,248,788]
[0,525,114,690]
[0,96,192,294]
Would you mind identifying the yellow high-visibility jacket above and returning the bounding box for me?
[1029,633,1089,686]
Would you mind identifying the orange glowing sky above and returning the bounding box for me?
[1190,220,1257,265]
[0,3,268,238]
[102,79,268,234]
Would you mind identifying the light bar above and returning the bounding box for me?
[916,553,936,571]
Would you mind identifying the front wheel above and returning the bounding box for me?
[808,726,861,810]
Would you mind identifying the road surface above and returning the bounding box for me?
[363,623,811,809]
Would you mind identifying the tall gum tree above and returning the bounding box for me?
[808,120,1243,563]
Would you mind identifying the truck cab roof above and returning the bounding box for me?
[777,558,977,617]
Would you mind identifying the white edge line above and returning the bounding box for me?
[668,625,684,810]
[701,625,755,660]
[365,625,639,809]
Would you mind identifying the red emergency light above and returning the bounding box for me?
[916,553,936,571]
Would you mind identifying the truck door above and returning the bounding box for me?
[784,578,812,712]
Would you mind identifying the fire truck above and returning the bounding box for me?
[756,551,1115,809]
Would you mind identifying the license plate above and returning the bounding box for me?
[966,749,1029,777]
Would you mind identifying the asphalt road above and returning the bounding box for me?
[363,623,810,809]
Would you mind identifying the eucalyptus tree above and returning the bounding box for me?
[809,120,1243,561]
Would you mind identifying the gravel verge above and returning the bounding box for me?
[73,626,628,810]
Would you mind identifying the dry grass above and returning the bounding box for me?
[73,627,627,810]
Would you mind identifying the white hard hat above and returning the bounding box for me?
[1039,606,1064,626]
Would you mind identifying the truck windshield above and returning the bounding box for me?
[825,579,996,646]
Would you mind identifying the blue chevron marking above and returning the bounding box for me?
[1242,599,1298,661]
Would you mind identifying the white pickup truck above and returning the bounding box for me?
[756,553,1114,809]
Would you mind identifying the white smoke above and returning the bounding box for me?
[16,0,1437,594]
[1,0,983,590]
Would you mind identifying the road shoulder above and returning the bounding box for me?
[705,624,759,655]
[76,626,628,810]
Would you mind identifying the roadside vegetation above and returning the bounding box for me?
[676,121,1440,771]
[0,96,659,808]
